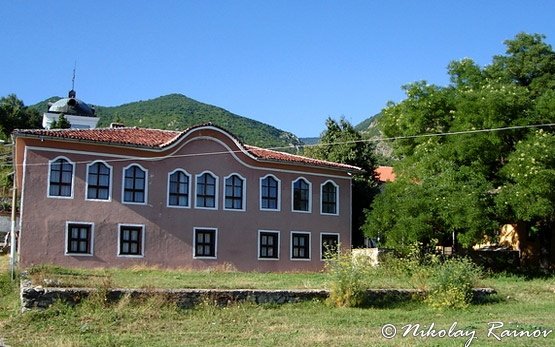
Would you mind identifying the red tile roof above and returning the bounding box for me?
[244,145,361,171]
[14,125,362,172]
[14,127,181,148]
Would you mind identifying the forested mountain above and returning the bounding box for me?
[31,94,301,149]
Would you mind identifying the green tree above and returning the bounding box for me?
[305,117,379,246]
[364,33,555,263]
[50,113,71,129]
[0,94,41,140]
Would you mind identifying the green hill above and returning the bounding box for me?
[354,112,381,137]
[31,94,301,149]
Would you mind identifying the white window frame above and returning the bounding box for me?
[65,221,94,256]
[259,174,281,211]
[320,180,339,216]
[290,231,311,261]
[291,177,312,213]
[193,227,218,259]
[223,173,246,212]
[47,156,75,199]
[85,160,113,202]
[320,232,340,261]
[257,230,280,261]
[121,163,148,205]
[167,169,192,208]
[117,223,146,258]
[195,171,219,210]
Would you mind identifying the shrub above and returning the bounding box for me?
[325,250,372,307]
[425,257,482,309]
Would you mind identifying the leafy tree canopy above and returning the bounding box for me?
[364,33,555,252]
[304,117,379,246]
[0,94,41,140]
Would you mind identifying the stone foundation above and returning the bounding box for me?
[20,279,496,311]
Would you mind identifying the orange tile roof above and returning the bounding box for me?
[14,125,361,172]
[375,166,396,182]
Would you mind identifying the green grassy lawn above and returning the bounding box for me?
[24,263,330,290]
[1,255,554,346]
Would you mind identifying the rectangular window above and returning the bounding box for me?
[291,232,310,260]
[194,228,217,258]
[259,231,279,259]
[119,225,144,256]
[66,223,93,255]
[321,233,339,260]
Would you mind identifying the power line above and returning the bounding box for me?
[9,122,555,168]
[290,122,555,150]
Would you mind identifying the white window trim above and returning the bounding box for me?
[291,177,312,213]
[320,232,340,261]
[259,174,281,211]
[257,230,280,261]
[320,180,339,216]
[47,156,75,199]
[290,231,311,261]
[167,168,192,208]
[117,223,146,258]
[64,221,94,256]
[223,173,246,212]
[85,160,113,202]
[194,171,219,210]
[121,163,148,205]
[193,227,218,259]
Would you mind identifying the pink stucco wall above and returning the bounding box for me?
[16,127,352,271]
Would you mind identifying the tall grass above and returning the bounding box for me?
[325,251,484,309]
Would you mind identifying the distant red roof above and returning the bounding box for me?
[13,125,361,172]
[375,166,396,182]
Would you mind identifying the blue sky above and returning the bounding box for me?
[2,1,554,137]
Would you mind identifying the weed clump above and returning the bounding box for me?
[425,257,483,309]
[325,250,372,307]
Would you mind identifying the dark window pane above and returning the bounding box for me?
[195,230,216,257]
[67,224,91,254]
[292,233,310,259]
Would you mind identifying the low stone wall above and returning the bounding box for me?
[20,279,329,311]
[20,279,496,311]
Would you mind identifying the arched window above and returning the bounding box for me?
[224,174,245,210]
[321,181,338,215]
[87,161,111,200]
[260,175,280,210]
[292,178,311,212]
[196,172,217,209]
[168,170,190,207]
[123,164,147,204]
[48,157,74,198]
